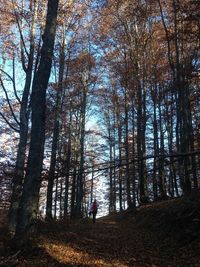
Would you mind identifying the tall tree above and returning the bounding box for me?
[8,0,41,233]
[14,0,59,243]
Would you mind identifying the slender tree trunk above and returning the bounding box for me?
[63,110,72,218]
[9,1,38,232]
[90,164,94,204]
[131,100,136,207]
[158,89,166,198]
[166,92,175,197]
[137,82,147,203]
[59,177,63,219]
[54,174,59,219]
[152,83,158,200]
[46,42,65,219]
[124,88,132,208]
[116,108,123,211]
[113,127,117,211]
[185,80,197,188]
[109,125,113,213]
[71,128,79,218]
[76,88,87,217]
[46,108,60,219]
[142,84,148,201]
[71,164,77,218]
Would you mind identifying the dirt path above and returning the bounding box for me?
[23,214,199,267]
[1,199,200,266]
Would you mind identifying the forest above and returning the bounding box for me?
[0,0,200,266]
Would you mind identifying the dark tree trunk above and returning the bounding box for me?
[109,131,113,213]
[54,174,59,219]
[158,0,192,195]
[71,131,79,218]
[131,100,136,207]
[9,8,37,232]
[13,0,59,243]
[90,164,94,204]
[113,124,117,211]
[137,82,147,203]
[75,88,87,218]
[59,177,63,219]
[142,85,148,201]
[158,89,166,198]
[152,83,158,200]
[174,12,191,195]
[70,164,77,218]
[46,43,65,220]
[124,88,132,208]
[46,111,60,220]
[116,107,123,211]
[166,93,175,197]
[63,111,72,218]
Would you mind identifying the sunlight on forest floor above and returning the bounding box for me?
[42,240,125,267]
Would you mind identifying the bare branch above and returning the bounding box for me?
[79,150,200,175]
[0,69,21,104]
[12,56,22,104]
[157,0,174,70]
[0,111,20,133]
[11,0,29,66]
[0,77,20,126]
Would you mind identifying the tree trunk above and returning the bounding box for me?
[75,88,87,217]
[158,89,166,198]
[131,100,136,207]
[54,174,59,219]
[109,124,113,213]
[172,0,191,195]
[113,124,117,211]
[63,111,72,218]
[46,42,65,220]
[13,0,59,243]
[137,82,147,203]
[59,177,63,219]
[124,88,132,208]
[70,164,77,218]
[8,1,38,232]
[116,106,123,211]
[152,83,158,200]
[46,108,60,220]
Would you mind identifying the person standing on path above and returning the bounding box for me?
[89,199,99,223]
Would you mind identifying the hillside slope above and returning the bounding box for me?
[1,196,200,266]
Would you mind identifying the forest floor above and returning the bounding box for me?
[1,196,200,267]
